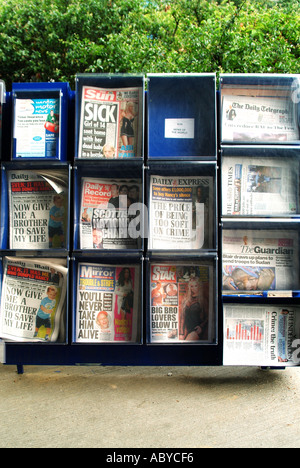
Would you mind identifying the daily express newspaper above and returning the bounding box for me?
[149,175,214,250]
[80,178,142,250]
[0,257,68,342]
[223,304,300,366]
[222,157,299,216]
[150,263,215,343]
[78,86,143,159]
[222,95,299,142]
[76,263,140,343]
[222,229,299,295]
[8,170,68,250]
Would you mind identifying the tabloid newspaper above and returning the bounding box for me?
[223,304,300,366]
[150,263,215,343]
[80,177,142,250]
[75,263,140,343]
[0,256,68,342]
[222,229,299,296]
[222,157,299,216]
[149,175,214,250]
[8,169,68,250]
[222,95,299,142]
[78,86,143,159]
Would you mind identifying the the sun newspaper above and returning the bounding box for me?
[76,263,140,343]
[0,257,68,342]
[78,86,143,159]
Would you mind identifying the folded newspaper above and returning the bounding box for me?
[0,257,68,342]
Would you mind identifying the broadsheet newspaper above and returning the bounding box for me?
[0,257,68,342]
[222,95,299,142]
[78,86,143,159]
[149,175,213,250]
[224,304,300,366]
[222,157,299,216]
[80,178,142,250]
[76,263,140,343]
[150,263,215,343]
[222,229,299,295]
[8,170,68,250]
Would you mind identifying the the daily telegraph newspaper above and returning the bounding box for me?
[222,157,299,216]
[78,86,143,159]
[0,257,68,342]
[222,95,299,142]
[80,178,142,250]
[223,304,300,366]
[149,175,214,250]
[8,170,68,250]
[76,263,140,342]
[150,263,215,343]
[222,229,299,295]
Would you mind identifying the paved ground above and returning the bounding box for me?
[0,364,300,448]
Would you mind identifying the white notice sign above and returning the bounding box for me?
[165,119,195,139]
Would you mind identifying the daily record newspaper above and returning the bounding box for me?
[76,263,140,343]
[78,86,143,159]
[0,257,68,342]
[224,304,300,366]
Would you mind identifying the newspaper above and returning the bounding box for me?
[0,256,68,342]
[8,169,68,250]
[149,175,214,250]
[222,157,299,216]
[222,95,299,142]
[78,86,143,159]
[76,263,140,342]
[223,304,300,366]
[222,229,299,295]
[150,263,215,343]
[80,177,142,250]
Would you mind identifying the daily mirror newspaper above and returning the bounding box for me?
[75,263,140,343]
[0,257,68,342]
[78,86,143,159]
[150,263,215,343]
[224,304,300,366]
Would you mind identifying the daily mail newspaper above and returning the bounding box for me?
[222,157,299,216]
[80,178,142,250]
[222,229,299,295]
[78,86,143,159]
[223,304,300,366]
[150,263,215,343]
[8,170,68,250]
[0,257,68,342]
[76,263,140,343]
[149,175,214,250]
[222,95,299,142]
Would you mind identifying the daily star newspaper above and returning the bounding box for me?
[222,229,299,295]
[150,263,215,343]
[222,95,299,142]
[223,304,300,366]
[76,263,140,343]
[222,157,299,216]
[78,86,143,159]
[8,169,68,250]
[0,257,68,342]
[149,175,214,250]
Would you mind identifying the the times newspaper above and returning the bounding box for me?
[78,86,143,159]
[80,178,142,250]
[223,304,300,366]
[75,263,140,343]
[0,257,68,342]
[149,175,214,250]
[222,95,299,142]
[150,263,215,343]
[222,229,299,295]
[222,157,299,216]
